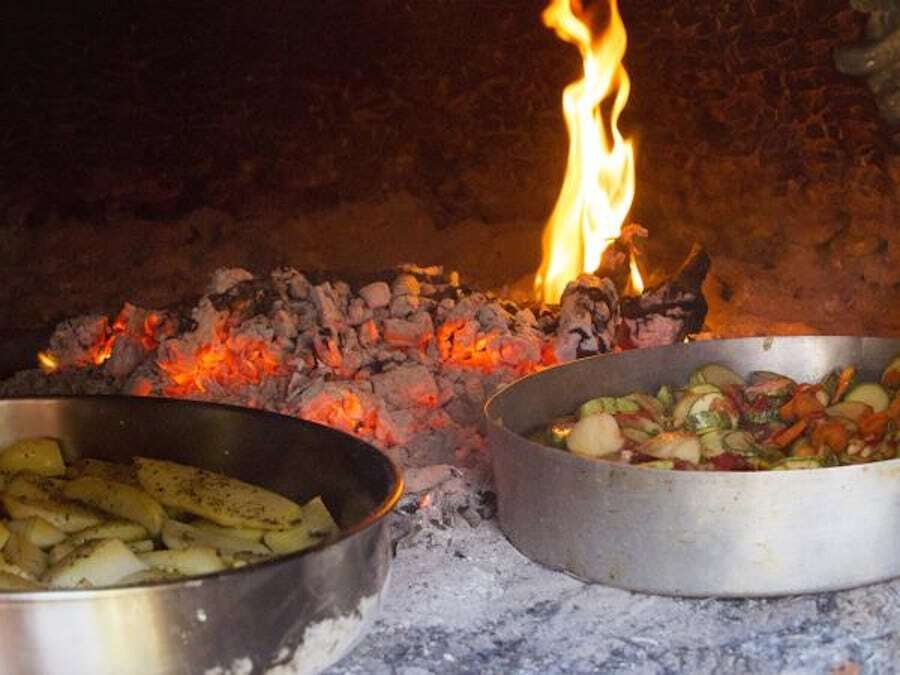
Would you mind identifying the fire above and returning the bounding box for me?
[158,331,282,397]
[534,0,638,304]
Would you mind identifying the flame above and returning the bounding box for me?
[627,249,644,295]
[534,0,638,304]
[37,351,59,373]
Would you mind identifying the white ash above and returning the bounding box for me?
[0,263,702,525]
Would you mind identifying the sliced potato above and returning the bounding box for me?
[0,438,66,477]
[44,538,148,589]
[48,541,76,566]
[66,458,139,486]
[162,519,269,556]
[63,477,165,536]
[6,517,67,549]
[0,521,9,550]
[565,412,625,458]
[139,547,226,576]
[639,431,702,464]
[68,520,149,546]
[119,568,183,585]
[135,458,302,530]
[4,532,49,578]
[127,539,155,554]
[5,473,66,501]
[0,570,43,590]
[264,497,340,555]
[192,519,265,542]
[0,556,38,581]
[2,494,103,533]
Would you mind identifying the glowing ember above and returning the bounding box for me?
[157,331,282,396]
[534,0,638,304]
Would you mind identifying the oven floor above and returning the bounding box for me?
[333,519,895,674]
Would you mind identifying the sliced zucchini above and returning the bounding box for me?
[656,385,674,410]
[689,363,745,389]
[616,414,663,436]
[700,430,728,458]
[685,393,738,431]
[772,457,823,470]
[566,412,625,458]
[746,373,795,398]
[672,393,700,429]
[545,418,577,448]
[685,410,733,434]
[686,384,722,396]
[825,400,873,422]
[0,438,66,477]
[635,459,676,470]
[638,432,702,464]
[578,396,640,418]
[621,428,651,444]
[845,383,890,413]
[624,393,666,420]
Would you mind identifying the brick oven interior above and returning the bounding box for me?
[2,1,900,673]
[2,0,898,342]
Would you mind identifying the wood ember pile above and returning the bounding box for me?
[0,248,708,529]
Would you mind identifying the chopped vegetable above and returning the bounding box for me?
[530,353,900,471]
[0,438,66,477]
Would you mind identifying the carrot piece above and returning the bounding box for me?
[831,366,856,404]
[888,394,900,422]
[858,412,890,441]
[780,388,825,421]
[812,421,850,453]
[791,439,818,458]
[771,418,808,449]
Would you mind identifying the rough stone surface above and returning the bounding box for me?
[330,519,898,674]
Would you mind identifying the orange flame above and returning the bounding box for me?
[534,0,637,304]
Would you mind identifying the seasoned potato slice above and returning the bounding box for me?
[2,494,103,533]
[0,570,42,590]
[162,519,269,556]
[63,477,165,536]
[139,547,226,576]
[50,522,149,566]
[127,539,155,554]
[0,438,66,477]
[192,520,265,542]
[44,538,148,589]
[135,458,302,530]
[263,497,340,555]
[0,521,9,550]
[4,532,49,578]
[69,520,149,546]
[66,458,139,486]
[6,517,67,549]
[5,474,66,501]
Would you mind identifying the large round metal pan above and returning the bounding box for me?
[0,396,402,675]
[485,336,900,597]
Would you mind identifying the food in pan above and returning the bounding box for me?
[531,353,900,471]
[0,441,339,590]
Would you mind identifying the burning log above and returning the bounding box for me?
[617,243,710,349]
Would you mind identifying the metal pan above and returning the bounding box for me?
[0,396,402,674]
[485,336,900,597]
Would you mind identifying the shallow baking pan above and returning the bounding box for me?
[485,336,900,597]
[0,396,402,674]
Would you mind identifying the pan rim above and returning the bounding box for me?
[0,394,403,600]
[485,334,900,481]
